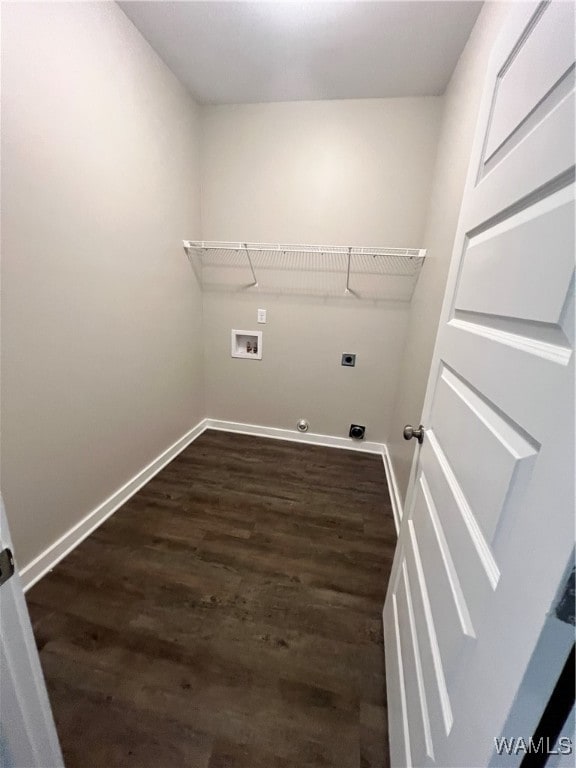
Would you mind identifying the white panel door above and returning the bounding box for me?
[0,497,63,767]
[384,3,575,767]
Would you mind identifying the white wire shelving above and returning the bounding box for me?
[183,241,427,301]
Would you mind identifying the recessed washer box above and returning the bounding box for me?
[231,329,262,360]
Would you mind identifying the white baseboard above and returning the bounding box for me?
[20,418,209,592]
[204,418,386,454]
[381,444,403,534]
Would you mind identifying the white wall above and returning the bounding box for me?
[201,98,441,245]
[202,294,409,441]
[200,98,442,441]
[1,2,203,570]
[388,2,512,501]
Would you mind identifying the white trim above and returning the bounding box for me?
[20,419,209,592]
[204,418,385,454]
[381,444,403,534]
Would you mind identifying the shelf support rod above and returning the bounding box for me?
[244,243,259,287]
[183,241,203,287]
[345,247,352,294]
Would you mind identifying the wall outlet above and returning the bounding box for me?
[257,309,267,323]
[342,353,356,367]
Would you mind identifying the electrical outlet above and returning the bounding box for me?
[342,353,356,367]
[257,309,267,323]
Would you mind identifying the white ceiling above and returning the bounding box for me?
[119,1,483,105]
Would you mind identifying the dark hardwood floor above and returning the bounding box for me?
[26,430,397,768]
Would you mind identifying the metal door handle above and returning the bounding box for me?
[403,424,424,444]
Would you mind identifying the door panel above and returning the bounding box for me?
[385,571,412,767]
[384,2,575,766]
[422,430,500,593]
[386,543,449,768]
[396,559,435,764]
[431,366,538,544]
[410,475,475,669]
[484,1,574,162]
[454,186,574,324]
[403,530,453,743]
[475,88,574,219]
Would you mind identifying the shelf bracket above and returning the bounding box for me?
[344,247,355,296]
[183,240,203,287]
[244,243,259,288]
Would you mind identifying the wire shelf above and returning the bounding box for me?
[183,240,427,301]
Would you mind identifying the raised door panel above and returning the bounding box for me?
[384,557,412,768]
[404,523,453,746]
[395,559,435,767]
[409,473,475,686]
[419,433,498,621]
[431,365,538,543]
[385,540,452,768]
[484,1,575,162]
[454,186,574,325]
[471,87,574,227]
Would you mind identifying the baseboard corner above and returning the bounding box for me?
[19,418,209,592]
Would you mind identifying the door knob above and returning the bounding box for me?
[403,424,424,444]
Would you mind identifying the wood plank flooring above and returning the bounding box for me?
[26,430,397,768]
